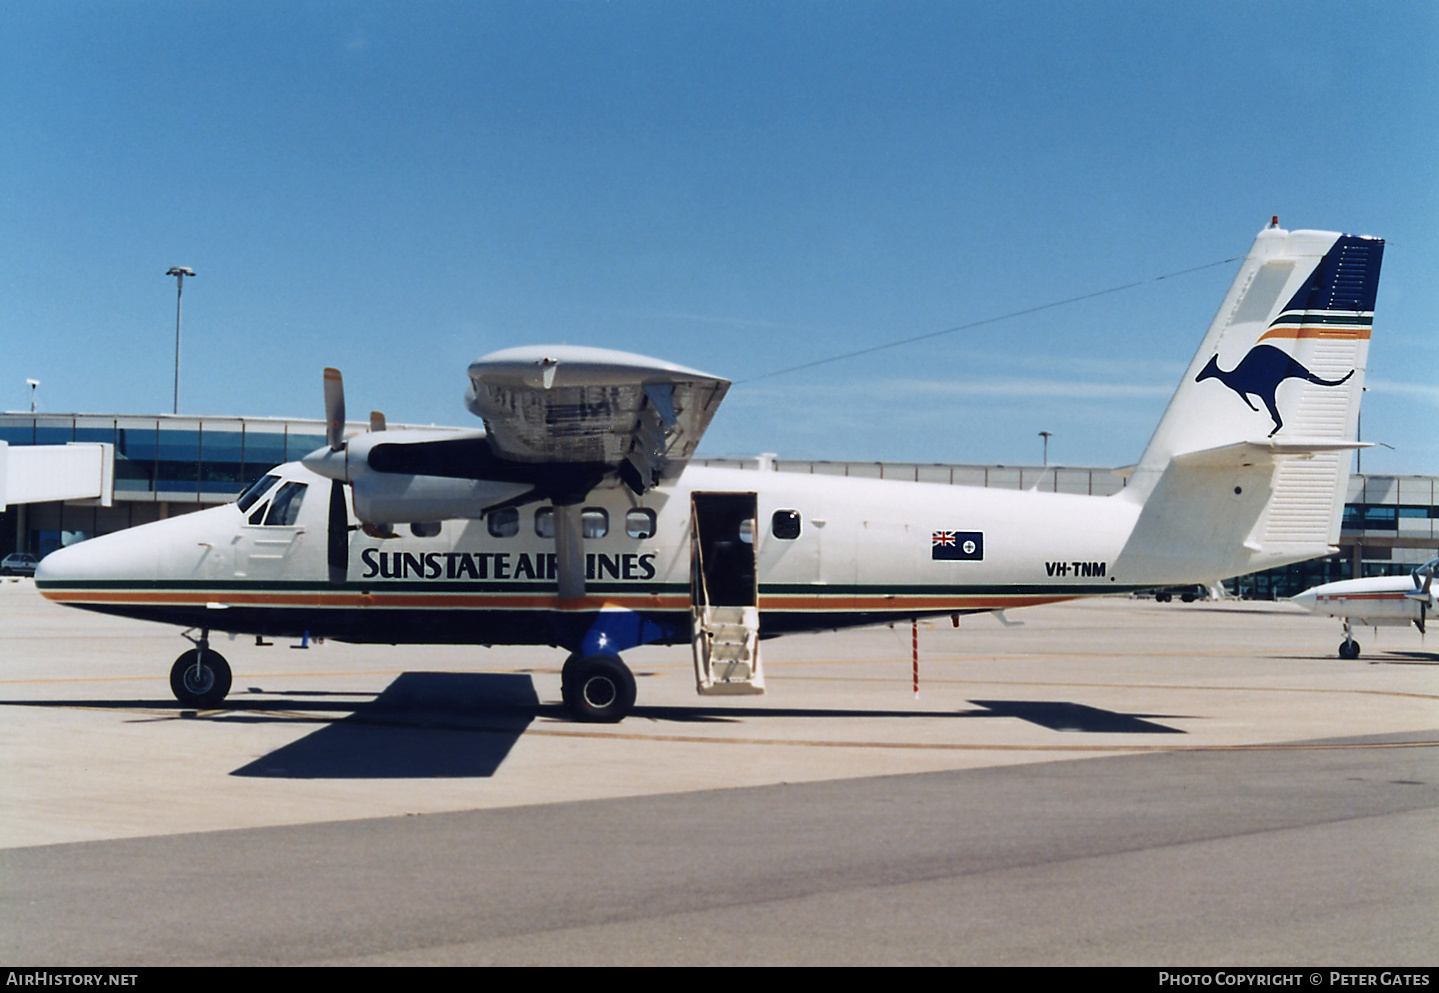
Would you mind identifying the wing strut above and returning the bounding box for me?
[553,503,586,601]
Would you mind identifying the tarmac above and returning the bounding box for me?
[1,576,1435,965]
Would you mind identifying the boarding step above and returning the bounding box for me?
[691,604,764,696]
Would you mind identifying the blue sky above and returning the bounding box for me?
[3,1,1435,473]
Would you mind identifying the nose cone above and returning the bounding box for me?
[301,444,349,482]
[1289,589,1318,612]
[35,526,161,587]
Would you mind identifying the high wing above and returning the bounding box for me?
[304,345,730,600]
[463,345,730,495]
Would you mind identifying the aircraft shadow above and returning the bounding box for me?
[231,672,540,779]
[1373,651,1439,665]
[226,692,1181,777]
[630,700,1183,733]
[0,682,1184,782]
[966,700,1183,734]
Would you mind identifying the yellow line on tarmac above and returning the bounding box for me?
[481,727,1439,754]
[13,701,1437,755]
[774,670,1439,702]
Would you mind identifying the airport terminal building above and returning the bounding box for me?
[3,410,1436,597]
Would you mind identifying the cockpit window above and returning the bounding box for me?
[263,482,308,526]
[237,474,280,513]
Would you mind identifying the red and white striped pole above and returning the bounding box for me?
[912,617,919,698]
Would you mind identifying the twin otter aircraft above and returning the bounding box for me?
[37,221,1385,721]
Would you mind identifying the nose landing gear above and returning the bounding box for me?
[170,630,232,707]
[1337,621,1361,660]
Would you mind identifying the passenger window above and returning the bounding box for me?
[410,522,441,538]
[237,474,280,512]
[488,508,519,538]
[264,482,308,526]
[738,518,754,544]
[772,510,801,540]
[582,508,608,539]
[536,507,608,538]
[626,508,657,539]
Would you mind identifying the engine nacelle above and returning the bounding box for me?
[351,472,529,524]
[301,427,594,525]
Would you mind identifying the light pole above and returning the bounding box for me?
[166,267,195,414]
[1039,430,1052,466]
[26,378,39,413]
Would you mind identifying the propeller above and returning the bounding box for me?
[321,367,361,581]
[324,367,346,451]
[327,479,349,584]
[362,409,389,535]
[1410,569,1433,636]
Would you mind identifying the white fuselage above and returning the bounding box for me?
[36,461,1155,647]
[1291,571,1436,628]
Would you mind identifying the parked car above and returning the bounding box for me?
[1,552,40,576]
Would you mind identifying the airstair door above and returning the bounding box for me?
[689,492,764,695]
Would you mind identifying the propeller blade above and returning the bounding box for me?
[327,481,349,583]
[324,367,346,451]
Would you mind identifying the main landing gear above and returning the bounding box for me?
[170,630,232,708]
[561,653,636,723]
[1338,621,1361,660]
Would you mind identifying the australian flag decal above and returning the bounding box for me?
[933,530,983,561]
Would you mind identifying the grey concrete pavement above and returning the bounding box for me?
[1,578,1435,964]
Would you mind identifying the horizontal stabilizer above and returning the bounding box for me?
[1171,438,1370,468]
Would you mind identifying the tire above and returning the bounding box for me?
[170,649,232,707]
[561,654,636,723]
[1338,641,1361,660]
[1156,592,1171,603]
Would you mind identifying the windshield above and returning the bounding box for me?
[237,474,280,512]
[264,482,308,526]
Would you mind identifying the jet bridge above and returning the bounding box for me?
[0,442,113,512]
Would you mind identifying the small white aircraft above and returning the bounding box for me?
[1291,557,1436,658]
[36,221,1385,722]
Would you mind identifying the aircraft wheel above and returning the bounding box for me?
[1155,591,1171,602]
[1338,640,1361,660]
[561,654,636,723]
[170,649,232,707]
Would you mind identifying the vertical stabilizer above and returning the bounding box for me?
[1114,222,1383,584]
[1132,223,1382,485]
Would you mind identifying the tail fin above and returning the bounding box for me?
[1116,222,1384,583]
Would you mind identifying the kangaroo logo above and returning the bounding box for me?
[1195,345,1353,436]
